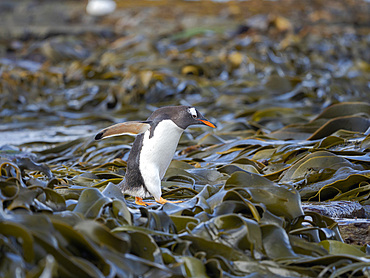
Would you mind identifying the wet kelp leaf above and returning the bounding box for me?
[178,234,249,262]
[0,221,35,263]
[7,187,46,211]
[40,36,91,62]
[0,160,25,186]
[73,187,132,226]
[34,186,66,211]
[218,164,260,175]
[73,188,112,218]
[26,255,58,278]
[0,179,20,200]
[110,199,132,225]
[313,136,345,149]
[74,220,130,253]
[181,256,208,278]
[100,251,174,277]
[33,232,107,277]
[231,260,307,278]
[129,231,164,263]
[280,151,358,183]
[313,102,370,120]
[50,220,112,276]
[319,240,367,257]
[190,214,263,256]
[169,215,199,233]
[307,116,370,140]
[270,102,370,140]
[299,167,370,201]
[0,213,106,277]
[225,171,304,220]
[275,148,370,202]
[136,207,177,235]
[261,224,299,259]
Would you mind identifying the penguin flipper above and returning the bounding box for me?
[95,121,151,140]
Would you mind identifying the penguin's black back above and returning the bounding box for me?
[121,133,150,196]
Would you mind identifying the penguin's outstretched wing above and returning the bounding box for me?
[95,121,151,140]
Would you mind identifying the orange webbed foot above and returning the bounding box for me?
[156,197,183,205]
[135,197,154,206]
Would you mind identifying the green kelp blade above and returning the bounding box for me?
[313,102,370,120]
[74,220,130,253]
[0,222,35,263]
[261,224,300,260]
[319,240,367,257]
[190,214,263,256]
[181,256,209,278]
[73,188,112,218]
[226,171,304,220]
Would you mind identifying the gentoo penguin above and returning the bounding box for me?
[95,106,216,206]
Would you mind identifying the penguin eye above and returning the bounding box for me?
[188,107,198,119]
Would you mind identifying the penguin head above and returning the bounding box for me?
[148,106,216,130]
[184,106,216,129]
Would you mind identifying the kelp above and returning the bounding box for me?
[1,0,370,277]
[1,152,369,277]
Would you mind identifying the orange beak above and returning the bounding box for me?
[198,119,216,128]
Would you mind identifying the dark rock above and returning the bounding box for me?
[302,201,366,219]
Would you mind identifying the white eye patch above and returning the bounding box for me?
[188,107,197,118]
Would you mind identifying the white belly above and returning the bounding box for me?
[139,120,183,199]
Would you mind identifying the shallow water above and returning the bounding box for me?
[0,125,95,146]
